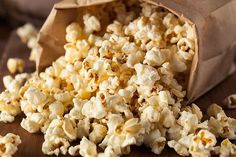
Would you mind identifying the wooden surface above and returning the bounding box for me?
[0,24,236,157]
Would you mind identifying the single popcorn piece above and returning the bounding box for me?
[219,139,236,157]
[16,23,37,43]
[7,58,25,74]
[83,14,101,34]
[0,133,21,157]
[177,111,199,135]
[223,94,236,109]
[79,136,98,157]
[89,123,108,144]
[68,145,80,156]
[81,97,107,119]
[62,118,77,141]
[20,117,40,133]
[208,104,236,139]
[66,22,83,43]
[144,129,166,154]
[0,111,15,123]
[134,63,160,87]
[193,129,217,148]
[42,135,70,156]
[144,47,170,66]
[168,140,190,156]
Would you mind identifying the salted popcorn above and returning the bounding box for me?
[5,1,231,157]
[7,58,25,74]
[0,133,21,157]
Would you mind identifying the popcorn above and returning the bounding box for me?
[42,135,70,156]
[0,1,201,157]
[64,43,81,63]
[68,145,80,156]
[62,118,77,141]
[0,111,15,123]
[16,23,40,63]
[7,58,25,74]
[187,130,216,157]
[98,146,118,157]
[89,123,108,144]
[24,87,47,111]
[66,22,83,43]
[160,107,175,128]
[0,91,21,121]
[134,63,160,87]
[126,51,144,68]
[144,47,170,66]
[79,137,98,157]
[81,97,107,119]
[77,118,91,139]
[177,111,199,135]
[192,129,217,149]
[0,133,21,157]
[16,23,37,43]
[144,129,166,154]
[223,94,236,109]
[83,14,101,34]
[21,117,40,133]
[140,105,160,123]
[49,101,65,119]
[208,104,236,139]
[183,104,203,121]
[219,139,236,157]
[168,140,190,156]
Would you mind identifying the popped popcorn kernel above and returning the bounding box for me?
[0,133,21,157]
[7,58,25,74]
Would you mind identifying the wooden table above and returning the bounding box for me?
[0,24,236,157]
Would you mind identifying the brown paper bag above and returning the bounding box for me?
[38,0,236,103]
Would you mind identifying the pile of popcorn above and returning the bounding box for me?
[1,1,236,157]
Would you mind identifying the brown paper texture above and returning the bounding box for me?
[38,0,236,103]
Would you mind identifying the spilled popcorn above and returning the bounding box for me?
[0,133,21,157]
[0,1,236,157]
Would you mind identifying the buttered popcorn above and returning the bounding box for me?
[1,0,236,157]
